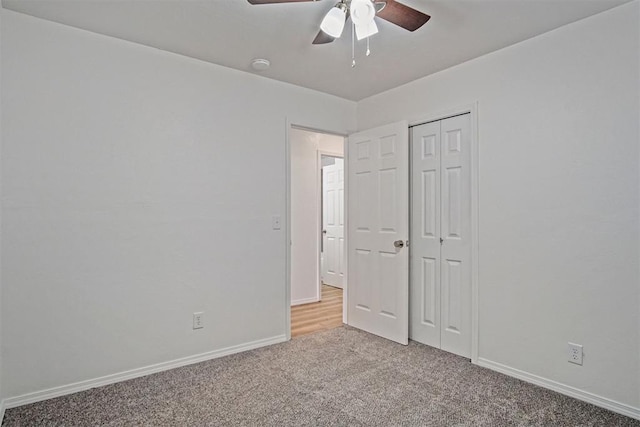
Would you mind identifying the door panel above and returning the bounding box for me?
[322,158,344,288]
[420,257,437,326]
[348,121,409,345]
[443,167,462,239]
[442,259,462,332]
[421,170,437,237]
[410,121,441,347]
[440,114,471,357]
[354,249,373,310]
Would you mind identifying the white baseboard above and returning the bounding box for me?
[476,358,640,421]
[4,334,287,410]
[291,296,319,306]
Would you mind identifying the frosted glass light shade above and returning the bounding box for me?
[320,6,347,38]
[350,0,378,40]
[355,19,378,40]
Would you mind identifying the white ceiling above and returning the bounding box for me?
[2,0,631,101]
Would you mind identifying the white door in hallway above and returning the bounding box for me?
[347,121,409,345]
[322,158,344,288]
[410,113,471,358]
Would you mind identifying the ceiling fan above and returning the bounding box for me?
[247,0,430,45]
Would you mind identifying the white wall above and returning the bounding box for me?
[358,1,640,412]
[0,10,356,400]
[2,0,638,416]
[290,128,343,305]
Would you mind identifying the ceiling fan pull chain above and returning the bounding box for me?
[351,22,356,67]
[366,36,371,56]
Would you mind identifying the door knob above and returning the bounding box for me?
[393,240,404,248]
[323,230,327,234]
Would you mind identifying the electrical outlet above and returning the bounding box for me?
[568,342,583,365]
[193,312,204,330]
[272,215,281,230]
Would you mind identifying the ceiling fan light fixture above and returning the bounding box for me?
[355,19,378,40]
[350,0,379,40]
[320,2,347,38]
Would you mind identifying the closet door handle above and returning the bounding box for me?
[393,240,404,248]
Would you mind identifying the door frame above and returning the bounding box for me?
[285,121,348,341]
[317,150,345,298]
[408,102,480,363]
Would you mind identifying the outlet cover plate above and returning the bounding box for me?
[193,312,204,330]
[272,215,281,230]
[568,342,583,365]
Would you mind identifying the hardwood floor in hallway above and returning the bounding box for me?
[291,285,343,338]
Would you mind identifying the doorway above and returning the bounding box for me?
[288,127,346,338]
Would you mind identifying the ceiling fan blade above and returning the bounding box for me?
[377,0,430,32]
[247,0,315,4]
[312,30,335,45]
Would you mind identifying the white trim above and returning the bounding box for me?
[285,118,292,341]
[469,102,480,364]
[407,103,480,362]
[476,358,640,421]
[317,147,322,299]
[4,335,286,409]
[291,296,320,306]
[0,400,6,424]
[342,136,349,325]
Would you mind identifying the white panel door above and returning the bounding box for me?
[409,113,471,358]
[347,121,409,345]
[322,158,344,288]
[410,121,441,348]
[440,114,471,357]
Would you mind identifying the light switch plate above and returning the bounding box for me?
[272,215,281,230]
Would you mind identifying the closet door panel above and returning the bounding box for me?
[440,114,471,358]
[409,121,441,347]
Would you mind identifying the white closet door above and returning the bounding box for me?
[410,121,441,347]
[348,121,409,345]
[409,113,471,358]
[322,159,344,288]
[440,114,471,358]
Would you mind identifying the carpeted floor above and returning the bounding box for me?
[3,327,639,426]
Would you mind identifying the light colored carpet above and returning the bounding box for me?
[3,326,639,426]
